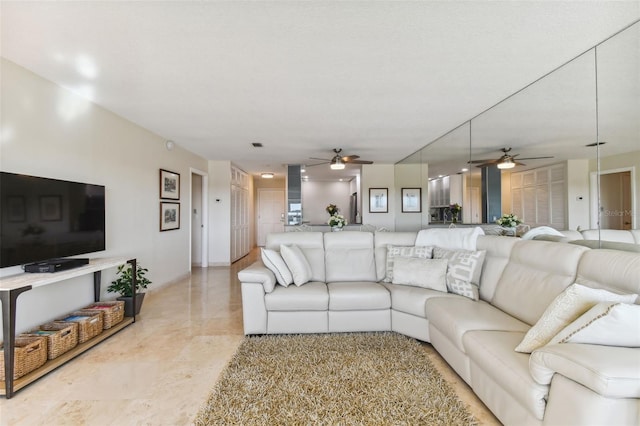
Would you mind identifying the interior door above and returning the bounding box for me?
[600,171,632,230]
[257,189,285,246]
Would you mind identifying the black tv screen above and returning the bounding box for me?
[0,172,106,268]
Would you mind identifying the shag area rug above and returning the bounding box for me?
[194,332,476,425]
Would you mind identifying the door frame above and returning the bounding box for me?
[190,168,209,269]
[590,166,635,229]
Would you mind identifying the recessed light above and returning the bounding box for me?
[261,173,274,179]
[585,142,606,147]
[461,168,469,172]
[252,142,263,148]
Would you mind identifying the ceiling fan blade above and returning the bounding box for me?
[514,161,526,166]
[516,156,554,160]
[341,155,360,161]
[468,158,498,164]
[305,161,330,167]
[309,157,332,161]
[346,159,373,164]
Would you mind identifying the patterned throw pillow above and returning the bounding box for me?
[515,283,637,353]
[384,245,434,283]
[432,247,486,301]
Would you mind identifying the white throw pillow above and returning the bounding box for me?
[280,244,313,286]
[414,227,484,250]
[384,245,433,283]
[392,257,448,292]
[515,283,638,353]
[260,248,293,287]
[549,302,640,347]
[432,247,486,301]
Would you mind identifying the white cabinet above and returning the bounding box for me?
[511,164,566,229]
[230,166,250,262]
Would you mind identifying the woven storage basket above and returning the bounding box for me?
[82,301,125,329]
[57,311,103,343]
[24,322,79,360]
[0,336,48,380]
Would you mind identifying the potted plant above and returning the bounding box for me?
[107,263,151,316]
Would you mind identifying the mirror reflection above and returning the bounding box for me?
[396,21,639,242]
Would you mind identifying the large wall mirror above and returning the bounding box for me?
[395,20,639,242]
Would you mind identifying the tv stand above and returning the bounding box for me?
[0,257,137,398]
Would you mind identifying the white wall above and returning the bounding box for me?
[301,181,351,224]
[0,59,208,337]
[361,164,396,230]
[566,159,590,230]
[207,160,231,265]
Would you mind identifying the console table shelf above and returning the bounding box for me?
[0,257,137,398]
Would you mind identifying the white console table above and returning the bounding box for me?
[0,257,137,398]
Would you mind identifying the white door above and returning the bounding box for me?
[600,171,632,230]
[257,189,285,246]
[191,173,203,266]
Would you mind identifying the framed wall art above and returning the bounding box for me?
[160,169,180,200]
[369,188,388,213]
[160,202,180,231]
[6,196,26,222]
[401,188,422,213]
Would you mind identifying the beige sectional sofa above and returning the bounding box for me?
[238,230,640,425]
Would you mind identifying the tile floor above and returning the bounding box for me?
[0,250,499,425]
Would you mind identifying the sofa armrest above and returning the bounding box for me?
[530,343,640,398]
[238,261,276,293]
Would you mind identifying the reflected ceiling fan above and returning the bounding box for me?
[468,147,553,169]
[309,148,374,170]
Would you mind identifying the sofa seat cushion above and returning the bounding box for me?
[464,330,549,421]
[265,281,328,311]
[328,282,390,311]
[426,297,530,352]
[383,283,460,318]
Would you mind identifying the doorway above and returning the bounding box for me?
[257,189,285,246]
[190,169,208,268]
[590,168,635,230]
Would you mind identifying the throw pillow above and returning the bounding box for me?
[391,257,448,292]
[384,245,434,283]
[432,247,486,301]
[514,283,638,353]
[260,248,293,287]
[280,244,313,286]
[549,302,640,347]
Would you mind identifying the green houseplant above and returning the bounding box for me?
[107,263,152,316]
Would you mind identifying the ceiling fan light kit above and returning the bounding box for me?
[330,160,345,170]
[497,158,516,169]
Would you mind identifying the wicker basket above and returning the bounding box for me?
[57,311,103,343]
[23,322,79,360]
[82,301,125,329]
[0,336,48,380]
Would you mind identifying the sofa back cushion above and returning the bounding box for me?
[266,232,325,282]
[492,240,589,325]
[476,235,519,302]
[373,231,418,281]
[324,231,376,282]
[575,249,640,297]
[582,229,635,244]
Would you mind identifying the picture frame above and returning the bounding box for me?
[401,188,422,213]
[160,169,180,200]
[369,188,388,213]
[40,195,62,221]
[160,202,180,231]
[6,196,26,222]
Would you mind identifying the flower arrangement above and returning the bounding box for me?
[496,213,522,228]
[328,214,347,228]
[449,203,461,215]
[326,204,338,216]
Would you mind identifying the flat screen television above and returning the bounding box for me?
[0,172,106,268]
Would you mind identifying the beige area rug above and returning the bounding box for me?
[194,332,476,425]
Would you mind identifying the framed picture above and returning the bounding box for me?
[369,188,388,213]
[160,202,180,231]
[401,188,422,213]
[160,169,180,200]
[6,196,26,222]
[40,195,62,221]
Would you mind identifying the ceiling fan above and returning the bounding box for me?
[468,147,553,169]
[309,148,374,170]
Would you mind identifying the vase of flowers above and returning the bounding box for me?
[328,214,347,231]
[326,204,338,216]
[496,213,522,236]
[449,203,462,223]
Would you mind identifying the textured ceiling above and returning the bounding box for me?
[2,1,639,179]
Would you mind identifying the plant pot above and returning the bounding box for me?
[117,293,146,317]
[331,226,343,232]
